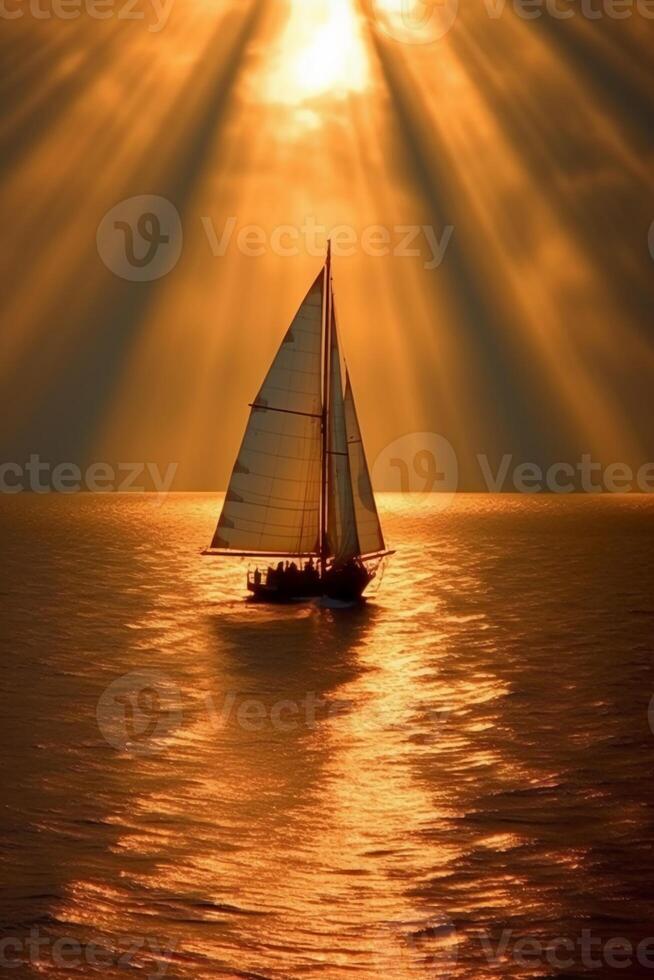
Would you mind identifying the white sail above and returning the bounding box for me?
[211,274,323,554]
[326,315,359,564]
[344,373,386,556]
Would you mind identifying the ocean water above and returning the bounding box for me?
[1,493,654,979]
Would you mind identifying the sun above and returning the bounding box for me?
[261,0,371,107]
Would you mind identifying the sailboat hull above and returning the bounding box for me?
[322,562,373,601]
[246,561,374,604]
[246,580,324,603]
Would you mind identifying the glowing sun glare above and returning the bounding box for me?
[262,0,370,106]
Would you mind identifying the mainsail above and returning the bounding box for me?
[211,274,323,555]
[343,373,386,556]
[326,314,359,563]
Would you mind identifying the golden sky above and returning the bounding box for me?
[1,0,653,488]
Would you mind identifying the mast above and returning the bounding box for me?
[319,241,332,578]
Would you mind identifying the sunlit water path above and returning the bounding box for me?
[2,494,654,977]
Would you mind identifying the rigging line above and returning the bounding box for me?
[225,521,317,536]
[227,501,317,516]
[244,452,319,466]
[228,487,320,505]
[265,369,320,382]
[241,443,321,459]
[249,403,321,419]
[232,470,320,486]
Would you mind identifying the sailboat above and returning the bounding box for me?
[204,243,393,602]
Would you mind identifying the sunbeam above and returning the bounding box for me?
[0,0,653,486]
